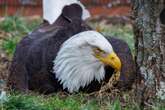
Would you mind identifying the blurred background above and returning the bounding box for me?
[0,0,131,16]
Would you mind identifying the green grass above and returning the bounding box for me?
[0,92,133,110]
[1,92,164,110]
[0,16,41,33]
[0,92,116,110]
[0,16,41,56]
[2,36,20,56]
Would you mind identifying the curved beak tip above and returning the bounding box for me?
[107,52,122,71]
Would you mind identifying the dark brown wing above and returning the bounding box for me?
[107,37,136,90]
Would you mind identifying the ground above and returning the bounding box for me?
[0,16,164,110]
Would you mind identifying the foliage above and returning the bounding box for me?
[0,16,41,33]
[1,92,164,110]
[2,36,19,56]
[0,16,41,56]
[0,92,99,110]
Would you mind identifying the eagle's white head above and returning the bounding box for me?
[53,31,121,93]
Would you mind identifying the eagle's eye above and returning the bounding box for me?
[93,47,101,53]
[93,47,107,57]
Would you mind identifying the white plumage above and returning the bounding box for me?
[43,0,90,24]
[53,31,114,93]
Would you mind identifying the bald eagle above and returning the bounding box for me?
[7,3,135,94]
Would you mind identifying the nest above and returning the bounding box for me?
[86,71,121,97]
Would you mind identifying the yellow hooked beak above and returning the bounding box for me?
[98,52,122,71]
